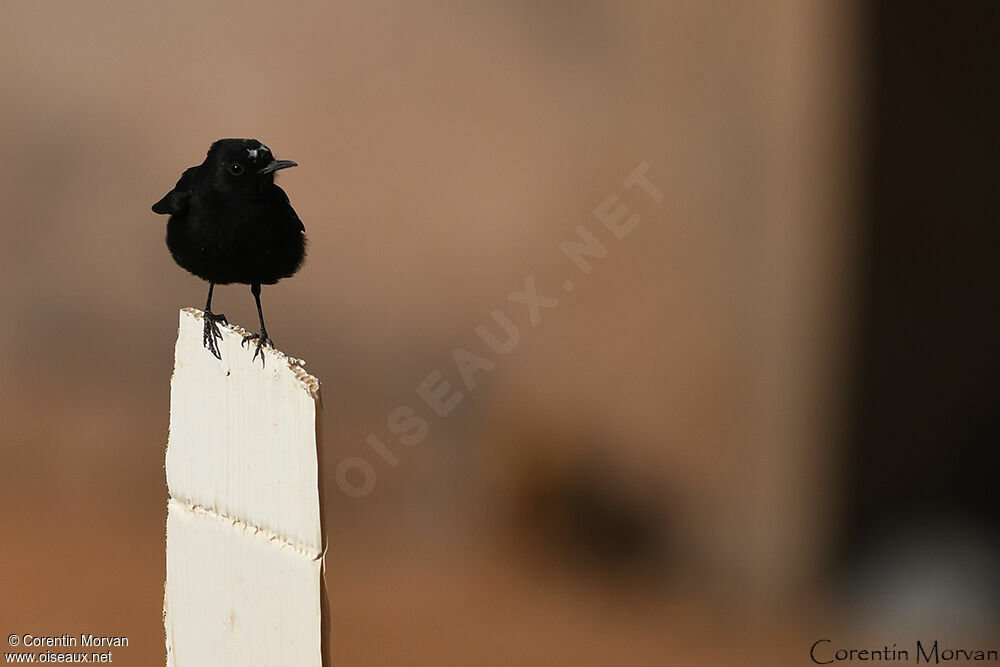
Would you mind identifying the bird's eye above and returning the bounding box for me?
[229,163,244,175]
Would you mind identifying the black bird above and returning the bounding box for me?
[152,139,305,362]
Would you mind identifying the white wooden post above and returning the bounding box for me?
[164,308,328,667]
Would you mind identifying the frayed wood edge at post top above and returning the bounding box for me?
[179,307,321,401]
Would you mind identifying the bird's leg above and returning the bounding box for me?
[202,282,228,360]
[240,282,273,365]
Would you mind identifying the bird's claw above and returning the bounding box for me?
[202,311,228,360]
[241,331,273,366]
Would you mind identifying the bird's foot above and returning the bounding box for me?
[241,330,273,366]
[202,310,228,360]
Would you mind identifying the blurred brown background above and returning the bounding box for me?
[1,1,997,665]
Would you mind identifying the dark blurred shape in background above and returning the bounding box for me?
[504,436,669,575]
[840,0,1000,635]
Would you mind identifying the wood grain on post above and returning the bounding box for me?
[164,308,328,667]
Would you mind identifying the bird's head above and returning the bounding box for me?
[205,138,297,192]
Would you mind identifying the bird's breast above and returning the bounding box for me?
[166,196,304,285]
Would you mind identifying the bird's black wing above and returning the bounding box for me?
[151,167,197,215]
[270,184,305,232]
[290,203,305,233]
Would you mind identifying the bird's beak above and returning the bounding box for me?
[257,159,298,175]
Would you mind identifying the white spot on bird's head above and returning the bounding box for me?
[247,143,271,162]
